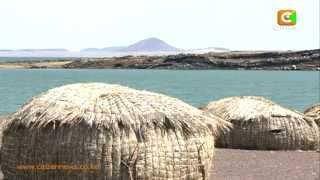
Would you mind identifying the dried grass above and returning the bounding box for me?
[0,115,11,148]
[1,83,227,180]
[203,96,320,150]
[304,104,320,127]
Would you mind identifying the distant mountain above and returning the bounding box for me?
[16,49,69,52]
[0,38,229,57]
[81,47,125,52]
[0,49,68,52]
[102,47,126,52]
[123,38,178,52]
[0,50,14,52]
[0,49,71,57]
[80,48,101,52]
[81,38,178,53]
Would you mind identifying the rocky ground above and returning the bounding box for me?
[0,49,319,70]
[0,148,319,180]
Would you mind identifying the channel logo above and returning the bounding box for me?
[277,10,297,26]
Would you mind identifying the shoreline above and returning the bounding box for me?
[0,49,319,70]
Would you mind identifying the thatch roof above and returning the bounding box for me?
[304,104,320,115]
[7,83,228,136]
[304,104,320,126]
[203,96,319,150]
[0,115,8,130]
[0,115,11,145]
[204,96,305,122]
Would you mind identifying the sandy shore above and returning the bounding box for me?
[0,148,318,180]
[0,61,71,69]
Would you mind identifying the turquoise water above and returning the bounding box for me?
[0,69,319,115]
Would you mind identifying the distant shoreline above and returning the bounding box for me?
[0,49,319,71]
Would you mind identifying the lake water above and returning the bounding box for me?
[0,69,319,115]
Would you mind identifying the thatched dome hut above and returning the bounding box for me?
[304,104,320,127]
[203,96,319,150]
[1,83,227,180]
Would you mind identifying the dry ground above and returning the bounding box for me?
[212,148,320,180]
[0,61,72,69]
[0,148,319,180]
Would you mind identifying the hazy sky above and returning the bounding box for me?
[0,0,319,50]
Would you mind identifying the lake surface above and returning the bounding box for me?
[0,69,319,115]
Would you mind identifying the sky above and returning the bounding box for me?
[0,0,319,51]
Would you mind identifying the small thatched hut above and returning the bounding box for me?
[304,104,320,127]
[203,96,320,150]
[1,83,227,180]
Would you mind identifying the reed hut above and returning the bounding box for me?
[203,96,320,150]
[1,83,227,180]
[304,104,320,127]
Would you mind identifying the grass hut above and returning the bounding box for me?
[304,104,320,127]
[202,96,319,150]
[1,83,227,180]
